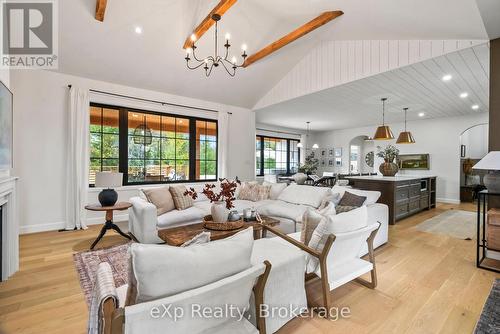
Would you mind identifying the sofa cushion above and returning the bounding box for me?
[300,203,336,245]
[319,191,341,209]
[157,206,205,228]
[332,186,381,205]
[142,186,175,215]
[335,205,359,213]
[277,184,331,208]
[128,227,254,304]
[169,185,194,210]
[257,201,309,223]
[263,181,288,200]
[338,191,366,207]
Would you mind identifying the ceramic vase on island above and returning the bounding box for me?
[379,158,399,176]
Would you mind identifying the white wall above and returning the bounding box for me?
[11,70,255,233]
[310,113,489,203]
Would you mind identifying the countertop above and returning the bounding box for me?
[345,175,436,182]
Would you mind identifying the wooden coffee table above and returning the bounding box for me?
[158,216,280,246]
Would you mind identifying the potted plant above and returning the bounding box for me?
[298,153,319,175]
[377,145,400,176]
[184,178,241,223]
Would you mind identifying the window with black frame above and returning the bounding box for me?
[255,135,301,176]
[88,103,217,186]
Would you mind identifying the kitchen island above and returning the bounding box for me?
[346,175,437,224]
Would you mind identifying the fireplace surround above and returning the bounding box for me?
[0,177,19,281]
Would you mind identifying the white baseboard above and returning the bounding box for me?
[20,214,129,234]
[436,198,461,204]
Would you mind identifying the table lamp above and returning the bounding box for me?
[95,172,123,207]
[473,151,500,193]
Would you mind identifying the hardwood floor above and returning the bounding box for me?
[0,203,498,333]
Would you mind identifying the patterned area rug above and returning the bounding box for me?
[475,279,500,333]
[73,243,130,306]
[416,210,476,240]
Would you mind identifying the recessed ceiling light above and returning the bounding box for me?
[460,92,468,98]
[442,74,452,82]
[472,105,479,110]
[134,26,143,34]
[418,112,425,117]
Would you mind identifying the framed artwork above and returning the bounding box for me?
[334,148,342,157]
[335,157,342,167]
[0,80,13,170]
[328,159,334,166]
[328,148,334,157]
[321,149,327,157]
[321,159,326,167]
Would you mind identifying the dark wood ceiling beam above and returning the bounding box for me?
[95,0,107,22]
[183,0,238,49]
[243,11,344,67]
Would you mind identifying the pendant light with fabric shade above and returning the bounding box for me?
[374,98,394,140]
[396,107,416,144]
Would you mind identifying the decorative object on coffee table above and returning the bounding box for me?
[95,172,123,207]
[184,178,241,223]
[84,202,132,250]
[158,215,280,246]
[203,215,244,231]
[377,145,400,176]
[473,151,500,193]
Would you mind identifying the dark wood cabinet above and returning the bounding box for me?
[347,176,437,225]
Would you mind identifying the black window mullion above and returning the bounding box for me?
[260,136,264,176]
[118,108,128,185]
[286,139,291,175]
[188,117,196,181]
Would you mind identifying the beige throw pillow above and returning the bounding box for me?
[142,186,175,215]
[169,185,194,210]
[300,203,336,245]
[238,183,271,202]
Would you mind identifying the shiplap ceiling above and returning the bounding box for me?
[56,0,488,108]
[255,43,490,131]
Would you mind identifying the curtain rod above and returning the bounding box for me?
[256,127,302,137]
[67,84,232,114]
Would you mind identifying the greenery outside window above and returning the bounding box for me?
[255,135,300,176]
[89,103,217,186]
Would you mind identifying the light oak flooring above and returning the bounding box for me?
[0,203,498,333]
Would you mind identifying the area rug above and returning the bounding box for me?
[416,210,476,240]
[73,243,130,306]
[475,279,500,333]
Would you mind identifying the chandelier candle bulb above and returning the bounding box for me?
[190,34,197,42]
[225,33,231,40]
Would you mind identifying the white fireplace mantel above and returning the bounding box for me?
[0,176,19,281]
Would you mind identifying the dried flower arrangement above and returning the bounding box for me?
[184,177,241,210]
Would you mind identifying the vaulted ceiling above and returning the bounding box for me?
[57,0,489,109]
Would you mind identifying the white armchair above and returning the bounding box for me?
[263,222,380,318]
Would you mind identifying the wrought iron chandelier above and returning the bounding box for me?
[184,14,247,77]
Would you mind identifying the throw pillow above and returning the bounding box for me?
[338,191,367,207]
[262,181,287,200]
[181,232,211,247]
[238,183,271,201]
[127,227,254,304]
[169,185,194,210]
[142,186,175,215]
[300,203,336,245]
[319,191,341,209]
[335,205,358,214]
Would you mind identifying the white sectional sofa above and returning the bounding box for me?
[128,183,389,250]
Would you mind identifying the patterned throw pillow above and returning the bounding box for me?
[300,203,336,245]
[169,185,194,210]
[238,183,271,202]
[338,191,366,207]
[335,205,358,214]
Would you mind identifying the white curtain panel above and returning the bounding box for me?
[217,111,230,179]
[65,87,90,230]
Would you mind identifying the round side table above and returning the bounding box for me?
[85,202,132,250]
